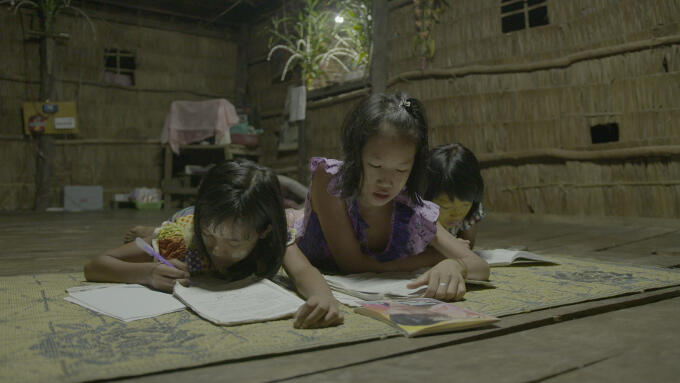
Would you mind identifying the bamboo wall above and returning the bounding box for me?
[302,0,680,218]
[0,8,238,210]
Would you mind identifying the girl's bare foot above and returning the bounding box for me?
[123,225,155,243]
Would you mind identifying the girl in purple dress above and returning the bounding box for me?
[290,93,489,301]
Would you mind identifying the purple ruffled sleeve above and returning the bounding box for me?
[308,157,343,198]
[294,157,343,238]
[397,194,439,256]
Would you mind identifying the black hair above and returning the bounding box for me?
[193,159,287,282]
[424,143,484,220]
[337,92,429,205]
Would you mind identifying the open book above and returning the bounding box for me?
[475,249,558,267]
[173,276,305,326]
[355,298,499,337]
[323,272,495,307]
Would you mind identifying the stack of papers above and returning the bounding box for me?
[324,272,425,302]
[324,273,495,307]
[64,284,186,322]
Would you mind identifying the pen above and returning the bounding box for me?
[135,237,176,269]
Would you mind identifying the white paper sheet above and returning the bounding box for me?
[65,284,186,322]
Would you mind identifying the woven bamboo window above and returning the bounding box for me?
[501,0,549,33]
[590,123,620,144]
[104,49,136,86]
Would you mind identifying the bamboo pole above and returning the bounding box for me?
[502,181,680,192]
[478,145,680,167]
[307,88,369,110]
[388,35,680,86]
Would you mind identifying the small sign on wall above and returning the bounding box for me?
[22,102,78,135]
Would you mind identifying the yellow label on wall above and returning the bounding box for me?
[22,102,78,135]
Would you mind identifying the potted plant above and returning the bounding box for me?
[267,0,360,89]
[335,0,371,82]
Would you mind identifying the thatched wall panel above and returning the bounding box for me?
[247,20,272,61]
[0,141,35,210]
[1,7,238,210]
[483,160,680,218]
[389,0,680,76]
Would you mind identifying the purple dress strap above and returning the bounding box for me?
[294,157,439,271]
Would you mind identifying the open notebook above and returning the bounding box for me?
[173,276,305,326]
[66,277,304,325]
[475,249,558,266]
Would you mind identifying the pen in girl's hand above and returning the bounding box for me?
[134,237,176,269]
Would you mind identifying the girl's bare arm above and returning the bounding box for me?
[458,224,478,249]
[282,244,343,329]
[84,241,189,292]
[430,222,490,281]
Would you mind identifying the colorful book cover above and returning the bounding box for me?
[355,298,499,337]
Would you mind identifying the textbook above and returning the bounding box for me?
[324,272,495,306]
[354,298,499,337]
[173,276,305,326]
[475,249,558,267]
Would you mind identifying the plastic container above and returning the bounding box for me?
[230,133,259,147]
[134,201,163,210]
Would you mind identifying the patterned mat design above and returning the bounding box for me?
[1,257,679,382]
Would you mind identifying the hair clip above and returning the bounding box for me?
[400,99,411,109]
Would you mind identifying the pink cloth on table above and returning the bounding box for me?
[161,99,239,154]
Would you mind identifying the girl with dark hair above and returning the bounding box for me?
[424,143,486,248]
[292,92,489,302]
[85,159,343,329]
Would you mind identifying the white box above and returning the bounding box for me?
[64,185,103,211]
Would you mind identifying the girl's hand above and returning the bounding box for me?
[148,259,190,292]
[406,259,466,301]
[293,294,344,329]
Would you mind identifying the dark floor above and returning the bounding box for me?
[1,210,679,382]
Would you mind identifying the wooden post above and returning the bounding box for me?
[370,0,388,94]
[163,145,173,211]
[235,23,249,106]
[297,120,307,183]
[35,29,56,211]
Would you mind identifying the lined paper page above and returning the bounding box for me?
[173,277,305,326]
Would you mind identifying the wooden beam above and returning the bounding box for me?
[478,145,680,167]
[235,23,250,106]
[370,0,388,94]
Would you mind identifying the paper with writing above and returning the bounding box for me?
[173,277,305,326]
